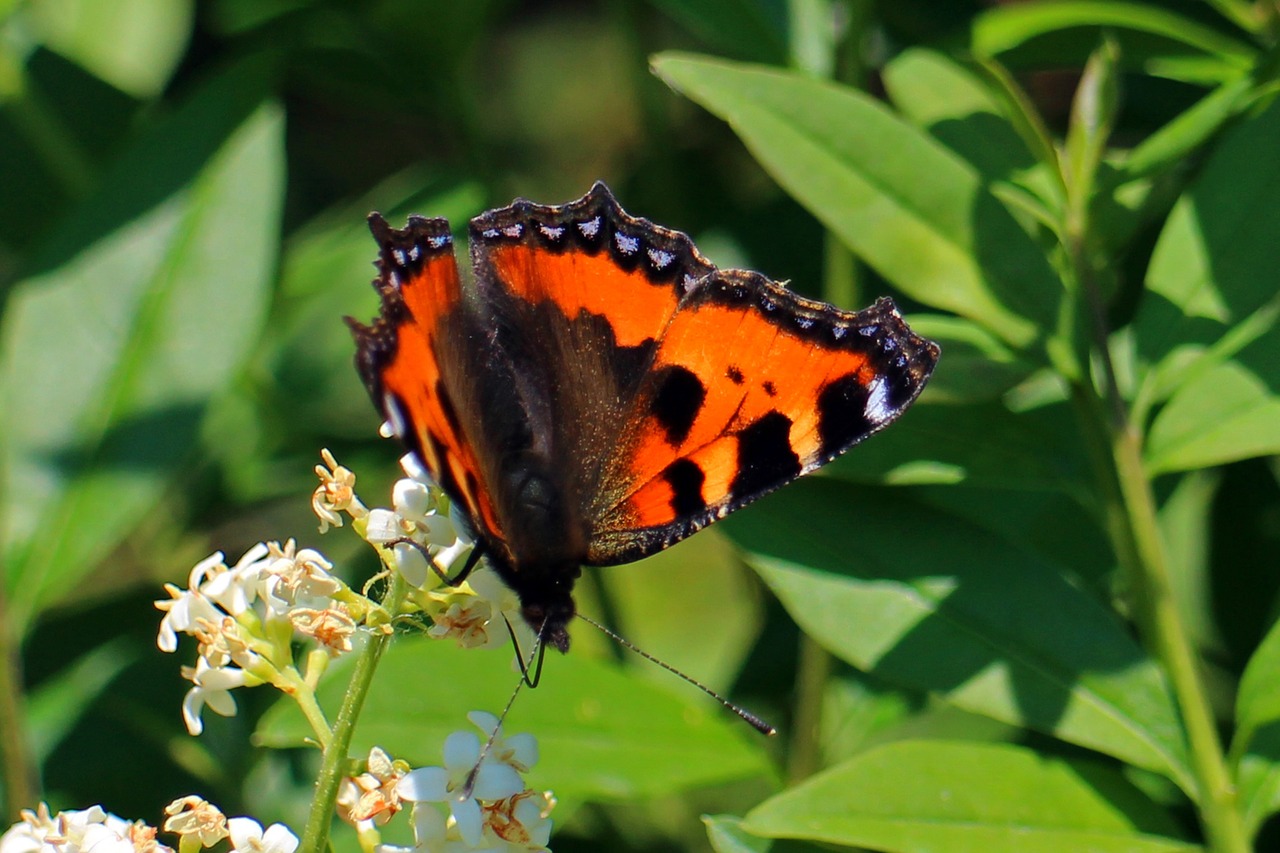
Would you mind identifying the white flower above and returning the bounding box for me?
[1,805,171,853]
[482,790,554,850]
[290,606,356,656]
[200,543,270,616]
[467,712,538,775]
[397,732,522,847]
[161,797,227,847]
[339,747,408,826]
[314,448,365,532]
[180,658,249,736]
[226,818,297,853]
[260,540,342,612]
[155,558,225,653]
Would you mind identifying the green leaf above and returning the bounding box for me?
[21,0,194,96]
[652,52,1061,351]
[828,397,1088,493]
[648,0,787,64]
[1136,98,1280,409]
[1235,616,1280,762]
[902,316,1036,403]
[26,639,133,763]
[0,66,282,633]
[724,478,1193,793]
[256,637,774,805]
[971,2,1254,76]
[883,48,1060,215]
[1144,345,1280,474]
[705,814,771,853]
[744,740,1201,852]
[1159,471,1223,656]
[1238,725,1280,840]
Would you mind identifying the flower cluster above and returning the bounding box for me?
[154,538,354,735]
[156,450,527,735]
[0,800,296,853]
[345,713,552,853]
[147,450,555,851]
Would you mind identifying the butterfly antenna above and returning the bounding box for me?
[575,613,776,736]
[502,613,548,688]
[461,622,545,799]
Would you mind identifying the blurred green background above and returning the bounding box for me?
[3,1,1280,851]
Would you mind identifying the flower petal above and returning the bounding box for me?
[397,767,449,802]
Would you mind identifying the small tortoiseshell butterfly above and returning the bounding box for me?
[349,183,939,654]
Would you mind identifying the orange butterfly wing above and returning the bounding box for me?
[348,214,510,550]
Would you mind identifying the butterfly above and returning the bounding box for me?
[348,182,939,655]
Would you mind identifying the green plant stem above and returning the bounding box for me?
[1068,232,1247,853]
[786,631,832,783]
[299,571,408,853]
[0,598,37,819]
[1109,420,1248,853]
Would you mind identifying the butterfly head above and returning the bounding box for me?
[522,592,575,654]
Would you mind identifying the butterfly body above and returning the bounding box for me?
[350,183,939,652]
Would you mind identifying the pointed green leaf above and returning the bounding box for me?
[652,52,1061,351]
[705,815,771,853]
[22,0,194,96]
[1136,99,1280,408]
[745,740,1200,852]
[724,478,1193,793]
[256,637,774,805]
[882,49,1061,219]
[0,68,282,632]
[971,2,1254,72]
[1145,347,1280,474]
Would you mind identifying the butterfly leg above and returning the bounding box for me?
[389,538,485,587]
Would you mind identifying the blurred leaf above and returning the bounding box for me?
[1238,724,1280,839]
[910,484,1113,587]
[744,740,1200,851]
[22,0,194,97]
[1064,36,1119,209]
[27,639,132,763]
[1159,471,1223,656]
[882,48,1061,215]
[1145,344,1280,474]
[1116,74,1254,185]
[705,814,771,853]
[256,637,775,805]
[971,2,1254,75]
[647,0,787,65]
[904,315,1037,403]
[829,397,1088,493]
[0,80,283,632]
[1136,98,1280,408]
[652,53,1061,351]
[1235,616,1280,762]
[598,528,762,694]
[725,478,1193,792]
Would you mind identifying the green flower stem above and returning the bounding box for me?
[299,570,409,853]
[1109,419,1248,853]
[281,666,333,751]
[1067,219,1247,853]
[786,631,832,783]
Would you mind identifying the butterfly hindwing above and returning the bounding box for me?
[586,271,938,565]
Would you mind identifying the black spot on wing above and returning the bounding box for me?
[662,458,707,516]
[731,411,800,500]
[651,365,706,446]
[816,373,873,458]
[726,365,744,385]
[762,380,777,397]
